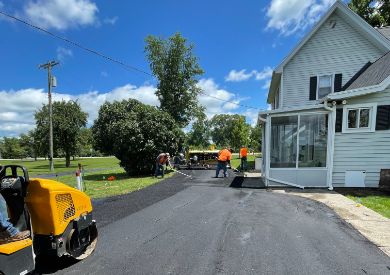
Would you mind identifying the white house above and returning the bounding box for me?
[259,1,390,189]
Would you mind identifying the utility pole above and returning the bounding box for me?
[39,61,59,172]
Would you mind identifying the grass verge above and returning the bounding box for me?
[338,189,390,219]
[1,157,175,199]
[0,157,120,175]
[49,167,176,199]
[230,154,261,170]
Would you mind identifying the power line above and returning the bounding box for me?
[0,10,263,111]
[0,10,153,77]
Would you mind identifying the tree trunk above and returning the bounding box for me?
[65,150,71,167]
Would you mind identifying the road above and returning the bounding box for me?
[39,170,390,275]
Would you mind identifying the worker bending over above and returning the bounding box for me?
[215,148,232,178]
[240,146,248,171]
[155,153,170,178]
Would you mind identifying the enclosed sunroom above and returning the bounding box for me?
[260,107,334,189]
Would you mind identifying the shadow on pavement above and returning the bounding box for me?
[34,255,79,274]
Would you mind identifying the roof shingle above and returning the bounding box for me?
[346,51,390,90]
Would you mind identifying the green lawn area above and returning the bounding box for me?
[0,157,120,175]
[54,167,175,199]
[339,190,390,219]
[0,157,175,199]
[230,153,261,170]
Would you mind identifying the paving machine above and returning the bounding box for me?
[0,165,97,275]
[179,150,220,170]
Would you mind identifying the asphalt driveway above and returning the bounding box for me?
[39,170,390,275]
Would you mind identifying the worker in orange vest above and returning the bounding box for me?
[215,147,232,178]
[240,146,248,171]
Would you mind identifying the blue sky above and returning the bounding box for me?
[0,0,338,136]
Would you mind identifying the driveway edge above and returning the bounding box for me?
[271,189,390,257]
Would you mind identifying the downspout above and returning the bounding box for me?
[323,100,335,191]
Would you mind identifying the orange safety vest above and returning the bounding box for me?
[218,149,232,162]
[240,147,248,158]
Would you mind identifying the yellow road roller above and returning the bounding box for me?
[0,165,97,275]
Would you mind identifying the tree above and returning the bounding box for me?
[145,32,204,128]
[349,0,390,27]
[1,137,26,159]
[187,112,210,149]
[92,99,184,175]
[249,124,262,153]
[19,133,36,159]
[209,114,251,151]
[35,100,87,167]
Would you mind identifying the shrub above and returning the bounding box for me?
[92,99,184,175]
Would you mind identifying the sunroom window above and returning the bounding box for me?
[318,75,333,99]
[270,114,328,168]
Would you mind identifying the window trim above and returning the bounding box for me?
[316,74,334,100]
[342,103,377,133]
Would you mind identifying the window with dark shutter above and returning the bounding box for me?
[335,108,343,132]
[334,74,342,92]
[376,105,390,130]
[309,76,317,100]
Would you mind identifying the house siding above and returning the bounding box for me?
[282,11,384,108]
[332,89,390,187]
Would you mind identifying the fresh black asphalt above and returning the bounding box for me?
[39,170,390,275]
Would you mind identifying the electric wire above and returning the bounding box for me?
[0,9,263,111]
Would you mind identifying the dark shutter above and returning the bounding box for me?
[334,74,342,92]
[335,108,343,132]
[376,105,390,130]
[309,76,317,100]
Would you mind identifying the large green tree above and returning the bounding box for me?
[187,112,210,149]
[92,99,184,175]
[209,114,251,151]
[249,124,262,153]
[1,137,26,159]
[35,100,87,167]
[349,0,390,27]
[145,32,204,128]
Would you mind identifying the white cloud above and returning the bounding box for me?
[103,16,118,25]
[225,67,273,83]
[23,0,99,30]
[265,0,336,36]
[56,47,73,62]
[197,78,241,118]
[225,69,253,82]
[254,67,273,81]
[0,84,158,137]
[262,80,271,90]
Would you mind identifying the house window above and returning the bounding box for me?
[343,104,377,133]
[318,75,333,99]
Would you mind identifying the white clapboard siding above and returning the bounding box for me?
[332,90,390,187]
[282,11,384,108]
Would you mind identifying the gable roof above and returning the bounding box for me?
[346,51,390,90]
[267,0,390,104]
[274,1,390,73]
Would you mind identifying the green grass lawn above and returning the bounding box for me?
[1,157,175,199]
[53,167,175,199]
[230,154,262,170]
[338,190,390,219]
[0,157,120,175]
